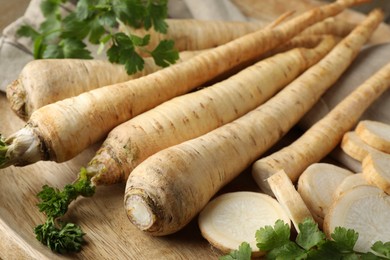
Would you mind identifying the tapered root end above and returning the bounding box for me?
[6,79,28,120]
[124,191,158,233]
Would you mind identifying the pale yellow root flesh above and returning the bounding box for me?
[333,173,370,200]
[267,170,313,232]
[323,185,390,253]
[197,191,290,257]
[355,120,390,153]
[362,151,390,194]
[297,163,353,227]
[341,131,383,161]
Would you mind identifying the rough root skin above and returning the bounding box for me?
[5,79,28,120]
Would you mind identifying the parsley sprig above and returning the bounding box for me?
[34,168,95,253]
[221,218,390,260]
[17,0,179,74]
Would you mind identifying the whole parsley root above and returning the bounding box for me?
[6,51,199,120]
[123,7,382,236]
[0,0,360,169]
[222,218,390,259]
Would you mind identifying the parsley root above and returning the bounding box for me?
[6,51,200,120]
[124,5,381,236]
[0,0,359,169]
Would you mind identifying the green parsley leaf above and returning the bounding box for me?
[151,39,179,67]
[36,167,95,218]
[107,32,145,74]
[266,241,306,260]
[331,226,359,252]
[61,13,91,40]
[145,0,169,33]
[371,241,390,258]
[296,218,326,250]
[219,242,252,260]
[34,217,85,254]
[256,219,291,251]
[16,25,40,40]
[40,0,65,17]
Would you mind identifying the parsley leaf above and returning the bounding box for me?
[151,39,179,67]
[34,217,85,254]
[296,218,325,250]
[371,241,390,258]
[219,242,252,260]
[256,219,291,251]
[331,226,359,252]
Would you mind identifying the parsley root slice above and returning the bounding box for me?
[197,191,291,257]
[267,170,314,232]
[362,151,390,194]
[297,163,353,226]
[252,16,390,195]
[341,131,383,161]
[88,36,336,185]
[124,6,381,236]
[323,185,390,253]
[0,0,360,169]
[6,51,200,120]
[355,120,390,153]
[333,173,370,200]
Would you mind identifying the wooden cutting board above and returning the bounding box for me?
[1,1,390,259]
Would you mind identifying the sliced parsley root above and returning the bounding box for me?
[324,185,390,254]
[34,168,95,253]
[198,192,291,258]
